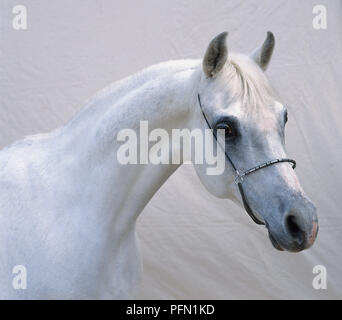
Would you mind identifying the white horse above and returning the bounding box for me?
[0,32,318,299]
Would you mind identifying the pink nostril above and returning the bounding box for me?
[307,221,318,246]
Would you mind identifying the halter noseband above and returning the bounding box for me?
[197,94,296,225]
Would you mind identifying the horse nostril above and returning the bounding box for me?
[285,214,304,244]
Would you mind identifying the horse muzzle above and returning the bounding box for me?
[266,198,318,252]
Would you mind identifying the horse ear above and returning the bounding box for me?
[203,32,228,77]
[250,31,275,71]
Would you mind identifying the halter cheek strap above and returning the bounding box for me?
[197,94,296,225]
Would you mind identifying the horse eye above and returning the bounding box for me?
[284,110,288,124]
[216,122,235,139]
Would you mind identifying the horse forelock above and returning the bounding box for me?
[224,53,276,110]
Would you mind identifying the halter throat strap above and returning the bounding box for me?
[197,94,296,225]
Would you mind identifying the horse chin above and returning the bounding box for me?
[268,231,284,251]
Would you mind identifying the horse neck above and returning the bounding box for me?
[55,60,201,230]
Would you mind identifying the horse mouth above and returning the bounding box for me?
[268,231,284,251]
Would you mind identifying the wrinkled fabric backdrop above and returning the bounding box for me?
[0,0,341,299]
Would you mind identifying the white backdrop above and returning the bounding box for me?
[0,0,341,299]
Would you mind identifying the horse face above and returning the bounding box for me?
[193,32,318,252]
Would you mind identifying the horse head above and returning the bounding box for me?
[193,32,318,252]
